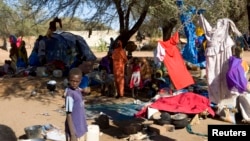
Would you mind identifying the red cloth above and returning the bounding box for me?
[135,92,215,118]
[159,32,194,90]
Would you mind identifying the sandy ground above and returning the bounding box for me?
[0,48,249,141]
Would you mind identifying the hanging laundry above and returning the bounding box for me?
[156,32,194,90]
[198,14,242,104]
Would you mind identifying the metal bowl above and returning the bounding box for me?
[24,125,43,139]
[171,113,188,121]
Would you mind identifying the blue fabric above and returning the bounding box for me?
[79,75,89,89]
[179,5,198,64]
[226,56,248,93]
[28,52,40,66]
[85,103,143,121]
[28,32,97,67]
[177,1,206,67]
[196,35,206,67]
[16,58,27,68]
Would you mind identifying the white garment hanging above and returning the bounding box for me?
[198,14,242,104]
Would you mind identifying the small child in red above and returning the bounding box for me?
[129,57,143,98]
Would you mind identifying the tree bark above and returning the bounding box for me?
[162,19,177,41]
[112,0,150,49]
[247,0,250,31]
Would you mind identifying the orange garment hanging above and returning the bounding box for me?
[159,32,194,90]
[112,40,128,96]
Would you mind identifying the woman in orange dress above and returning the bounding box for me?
[112,40,128,98]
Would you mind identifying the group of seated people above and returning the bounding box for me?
[71,50,173,99]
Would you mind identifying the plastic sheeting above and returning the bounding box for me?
[85,103,143,121]
[29,31,96,67]
[177,0,206,68]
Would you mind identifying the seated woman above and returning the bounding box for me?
[217,46,250,124]
[99,51,113,74]
[98,51,116,96]
[226,46,249,93]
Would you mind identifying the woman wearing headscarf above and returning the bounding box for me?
[112,40,128,98]
[9,35,18,72]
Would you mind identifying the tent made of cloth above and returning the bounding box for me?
[28,31,97,67]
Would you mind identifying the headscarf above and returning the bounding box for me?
[9,35,17,44]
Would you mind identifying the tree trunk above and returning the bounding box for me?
[162,23,177,41]
[162,26,173,41]
[247,0,250,31]
[161,18,178,41]
[112,0,150,50]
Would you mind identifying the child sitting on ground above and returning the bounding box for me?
[147,69,172,98]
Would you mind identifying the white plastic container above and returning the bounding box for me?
[86,125,100,141]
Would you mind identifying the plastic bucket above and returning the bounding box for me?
[24,125,43,139]
[86,125,99,141]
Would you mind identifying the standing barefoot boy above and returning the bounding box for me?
[65,68,88,141]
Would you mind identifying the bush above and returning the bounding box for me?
[96,39,108,52]
[140,39,158,51]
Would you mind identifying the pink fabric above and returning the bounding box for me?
[135,92,215,118]
[16,37,22,48]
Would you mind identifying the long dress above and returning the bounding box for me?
[198,14,242,104]
[112,41,128,96]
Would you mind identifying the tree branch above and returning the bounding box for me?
[113,0,125,32]
[129,1,150,37]
[124,0,136,31]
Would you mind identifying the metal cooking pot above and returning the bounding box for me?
[171,113,189,129]
[47,80,57,91]
[24,125,43,139]
[18,139,45,141]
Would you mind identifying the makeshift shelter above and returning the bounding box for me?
[28,31,97,67]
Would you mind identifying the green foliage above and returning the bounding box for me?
[0,0,249,41]
[141,0,248,40]
[95,39,108,52]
